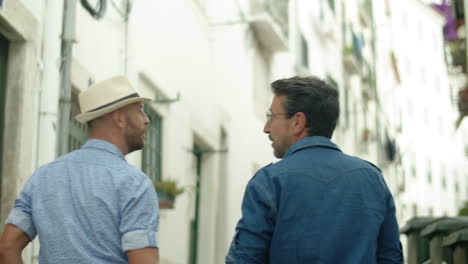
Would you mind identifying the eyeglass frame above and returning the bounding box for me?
[266,110,292,123]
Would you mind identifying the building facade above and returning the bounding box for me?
[0,0,467,263]
[0,0,289,263]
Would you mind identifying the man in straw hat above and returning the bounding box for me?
[0,76,160,264]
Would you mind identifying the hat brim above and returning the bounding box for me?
[75,97,152,124]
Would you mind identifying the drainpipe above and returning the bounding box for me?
[123,0,130,74]
[30,0,65,261]
[57,0,77,156]
[37,0,64,166]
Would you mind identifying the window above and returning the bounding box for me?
[441,164,447,189]
[427,160,432,184]
[68,91,88,152]
[442,176,447,189]
[328,0,335,14]
[319,0,324,20]
[384,0,391,16]
[142,105,163,182]
[300,33,309,68]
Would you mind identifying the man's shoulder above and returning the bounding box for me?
[250,157,303,180]
[248,163,274,183]
[46,149,148,180]
[304,148,383,174]
[342,154,382,173]
[361,159,382,173]
[248,161,288,185]
[121,164,150,180]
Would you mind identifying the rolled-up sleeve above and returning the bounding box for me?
[6,179,37,240]
[119,176,159,252]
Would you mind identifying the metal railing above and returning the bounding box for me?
[250,0,289,37]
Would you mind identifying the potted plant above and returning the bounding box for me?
[458,88,468,116]
[343,44,354,54]
[154,179,184,209]
[362,128,372,142]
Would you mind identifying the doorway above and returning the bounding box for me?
[189,144,203,264]
[0,34,9,209]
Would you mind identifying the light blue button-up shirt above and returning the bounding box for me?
[7,139,159,263]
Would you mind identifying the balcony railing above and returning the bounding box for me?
[458,88,468,117]
[446,39,467,73]
[248,0,289,52]
[265,0,289,37]
[250,0,289,34]
[343,32,364,75]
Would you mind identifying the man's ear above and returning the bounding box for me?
[292,112,307,135]
[111,110,126,128]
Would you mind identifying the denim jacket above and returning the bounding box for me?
[226,136,403,264]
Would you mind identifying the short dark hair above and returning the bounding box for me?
[271,76,340,138]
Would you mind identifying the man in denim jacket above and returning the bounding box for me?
[226,76,403,264]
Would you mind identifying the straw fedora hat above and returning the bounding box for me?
[75,76,152,124]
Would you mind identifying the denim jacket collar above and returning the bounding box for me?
[82,139,126,161]
[283,136,341,158]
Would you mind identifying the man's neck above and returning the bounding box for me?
[88,134,129,155]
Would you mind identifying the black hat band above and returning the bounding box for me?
[88,93,140,113]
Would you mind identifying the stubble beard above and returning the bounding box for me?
[271,140,285,159]
[128,137,143,153]
[125,128,145,154]
[273,147,285,159]
[124,113,146,154]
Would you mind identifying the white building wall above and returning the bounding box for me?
[6,0,289,263]
[375,0,468,226]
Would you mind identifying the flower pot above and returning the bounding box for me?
[458,88,468,116]
[362,129,371,142]
[157,190,175,209]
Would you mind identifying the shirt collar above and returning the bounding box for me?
[82,139,126,161]
[283,136,342,158]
